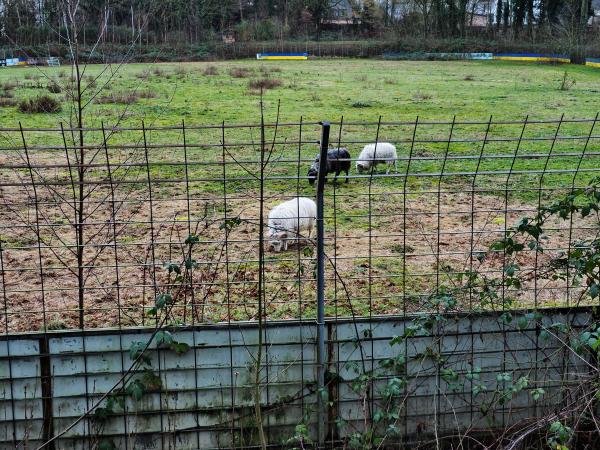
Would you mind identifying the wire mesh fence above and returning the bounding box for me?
[1,115,600,449]
[0,116,599,333]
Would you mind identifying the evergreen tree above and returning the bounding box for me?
[496,0,503,30]
[502,1,510,31]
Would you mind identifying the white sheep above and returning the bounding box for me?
[355,142,398,174]
[267,197,317,252]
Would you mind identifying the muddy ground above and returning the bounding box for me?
[0,170,595,333]
[0,140,597,332]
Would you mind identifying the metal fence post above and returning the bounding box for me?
[316,121,330,446]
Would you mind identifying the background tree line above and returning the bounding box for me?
[0,0,598,56]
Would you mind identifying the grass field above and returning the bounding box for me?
[2,59,599,196]
[0,59,599,126]
[0,59,598,331]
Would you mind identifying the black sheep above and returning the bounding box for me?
[307,148,351,185]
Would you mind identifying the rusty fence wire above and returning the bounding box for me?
[0,116,598,334]
[1,115,600,449]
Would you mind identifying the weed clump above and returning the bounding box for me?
[412,91,432,101]
[138,91,157,99]
[558,70,575,91]
[0,98,17,107]
[203,66,219,76]
[96,90,156,104]
[259,65,282,74]
[174,65,188,77]
[230,67,253,78]
[1,81,17,91]
[18,95,62,113]
[44,318,68,330]
[152,67,165,77]
[248,78,282,90]
[47,82,62,93]
[97,93,137,104]
[84,75,97,89]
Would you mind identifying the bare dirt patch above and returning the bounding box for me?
[0,142,595,332]
[0,162,593,333]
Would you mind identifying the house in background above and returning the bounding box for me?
[322,0,360,26]
[468,12,491,28]
[591,0,600,27]
[222,30,236,44]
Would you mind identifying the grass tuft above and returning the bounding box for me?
[0,98,17,107]
[47,82,62,94]
[96,90,157,104]
[260,65,282,74]
[138,90,157,99]
[203,65,219,76]
[230,67,253,78]
[18,95,61,113]
[97,93,136,105]
[44,318,68,330]
[558,70,575,91]
[413,91,432,100]
[174,65,188,77]
[248,78,282,90]
[152,67,165,77]
[84,75,97,89]
[1,81,17,91]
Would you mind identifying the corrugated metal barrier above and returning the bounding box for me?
[0,309,592,449]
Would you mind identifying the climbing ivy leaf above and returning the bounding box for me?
[155,293,173,309]
[170,342,191,354]
[185,258,198,269]
[98,439,117,450]
[126,380,144,402]
[155,330,174,346]
[531,387,545,401]
[129,341,146,361]
[517,316,528,330]
[163,263,181,274]
[185,234,200,245]
[389,335,403,346]
[141,372,162,391]
[220,217,241,232]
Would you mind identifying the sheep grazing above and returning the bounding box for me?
[267,197,317,252]
[355,142,398,174]
[307,148,352,185]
